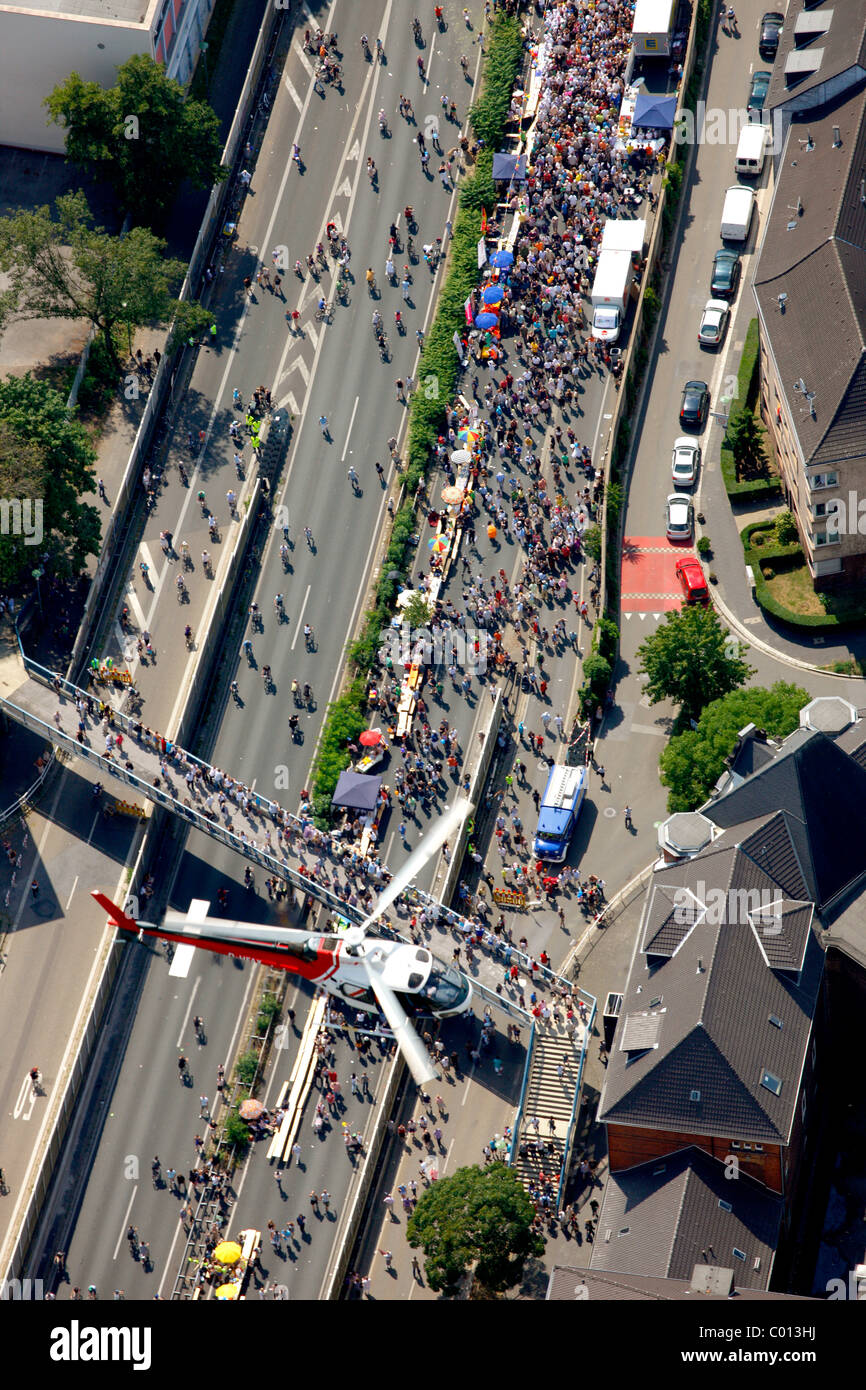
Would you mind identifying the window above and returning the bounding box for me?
[761,1070,783,1096]
[813,531,838,548]
[733,1248,747,1261]
[718,1199,733,1212]
[769,1014,783,1029]
[689,1089,701,1102]
[754,1144,764,1153]
[807,471,838,490]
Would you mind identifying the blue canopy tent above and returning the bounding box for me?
[632,93,678,129]
[492,152,527,182]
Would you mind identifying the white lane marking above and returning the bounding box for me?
[284,75,303,111]
[291,584,312,650]
[65,876,79,912]
[340,395,360,462]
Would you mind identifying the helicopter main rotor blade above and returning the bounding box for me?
[358,797,469,934]
[363,956,439,1087]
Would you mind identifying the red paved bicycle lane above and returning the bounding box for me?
[620,536,695,613]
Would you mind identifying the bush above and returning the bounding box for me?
[235,1050,259,1088]
[584,525,602,561]
[224,1113,251,1153]
[696,536,711,556]
[774,510,798,545]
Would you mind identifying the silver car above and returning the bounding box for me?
[671,437,701,489]
[666,493,694,542]
[698,298,730,348]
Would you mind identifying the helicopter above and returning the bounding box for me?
[92,797,472,1087]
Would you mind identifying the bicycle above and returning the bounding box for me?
[315,300,330,322]
[304,526,314,547]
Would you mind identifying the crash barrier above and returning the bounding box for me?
[322,1051,405,1301]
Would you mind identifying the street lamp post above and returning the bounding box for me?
[201,42,209,91]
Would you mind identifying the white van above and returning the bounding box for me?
[720,185,755,242]
[735,125,767,177]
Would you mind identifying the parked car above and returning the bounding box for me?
[748,70,771,115]
[671,437,701,488]
[679,379,709,429]
[759,12,783,60]
[711,248,741,299]
[665,493,695,542]
[676,558,709,603]
[698,299,730,348]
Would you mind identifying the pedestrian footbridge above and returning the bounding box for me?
[1,646,595,1199]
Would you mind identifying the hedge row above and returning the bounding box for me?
[720,318,781,500]
[579,614,619,717]
[309,12,526,825]
[742,523,859,630]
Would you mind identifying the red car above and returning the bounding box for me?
[676,558,709,604]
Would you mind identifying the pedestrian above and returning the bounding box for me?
[401,277,410,301]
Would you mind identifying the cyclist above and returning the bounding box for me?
[360,33,370,54]
[176,573,185,594]
[139,560,149,579]
[304,624,313,647]
[366,267,375,288]
[294,259,303,275]
[376,37,384,57]
[232,388,242,406]
[262,665,272,684]
[178,1055,188,1077]
[347,466,359,486]
[193,1016,203,1035]
[274,593,284,613]
[230,680,240,699]
[317,294,327,318]
[280,542,290,564]
[29,1067,40,1090]
[304,526,314,546]
[180,539,190,560]
[202,549,211,569]
[249,601,260,623]
[416,327,425,345]
[184,624,193,644]
[292,143,302,165]
[291,678,300,702]
[378,108,388,132]
[302,682,312,703]
[372,309,382,331]
[289,714,299,736]
[366,157,376,180]
[243,638,253,658]
[226,489,237,509]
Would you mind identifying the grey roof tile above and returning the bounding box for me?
[589,1149,782,1290]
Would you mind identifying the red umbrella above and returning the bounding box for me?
[359,729,383,748]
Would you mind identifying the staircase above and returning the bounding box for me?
[510,1017,588,1196]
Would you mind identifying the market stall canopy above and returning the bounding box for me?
[490,250,514,267]
[492,152,527,181]
[632,93,678,129]
[359,728,384,747]
[331,769,382,811]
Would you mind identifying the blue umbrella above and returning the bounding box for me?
[490,250,513,268]
[482,286,504,305]
[475,312,499,329]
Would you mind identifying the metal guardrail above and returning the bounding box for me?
[557,994,596,1210]
[509,1020,536,1166]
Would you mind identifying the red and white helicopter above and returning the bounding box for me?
[93,798,472,1086]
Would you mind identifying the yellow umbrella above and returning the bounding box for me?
[239,1099,265,1120]
[213,1242,243,1265]
[215,1282,240,1300]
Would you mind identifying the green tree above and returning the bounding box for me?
[659,682,810,811]
[0,191,187,371]
[406,1162,543,1295]
[45,55,225,227]
[636,605,754,720]
[584,524,602,561]
[402,591,433,631]
[0,374,99,583]
[774,510,799,546]
[727,408,767,481]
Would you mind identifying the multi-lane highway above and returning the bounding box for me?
[20,0,524,1300]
